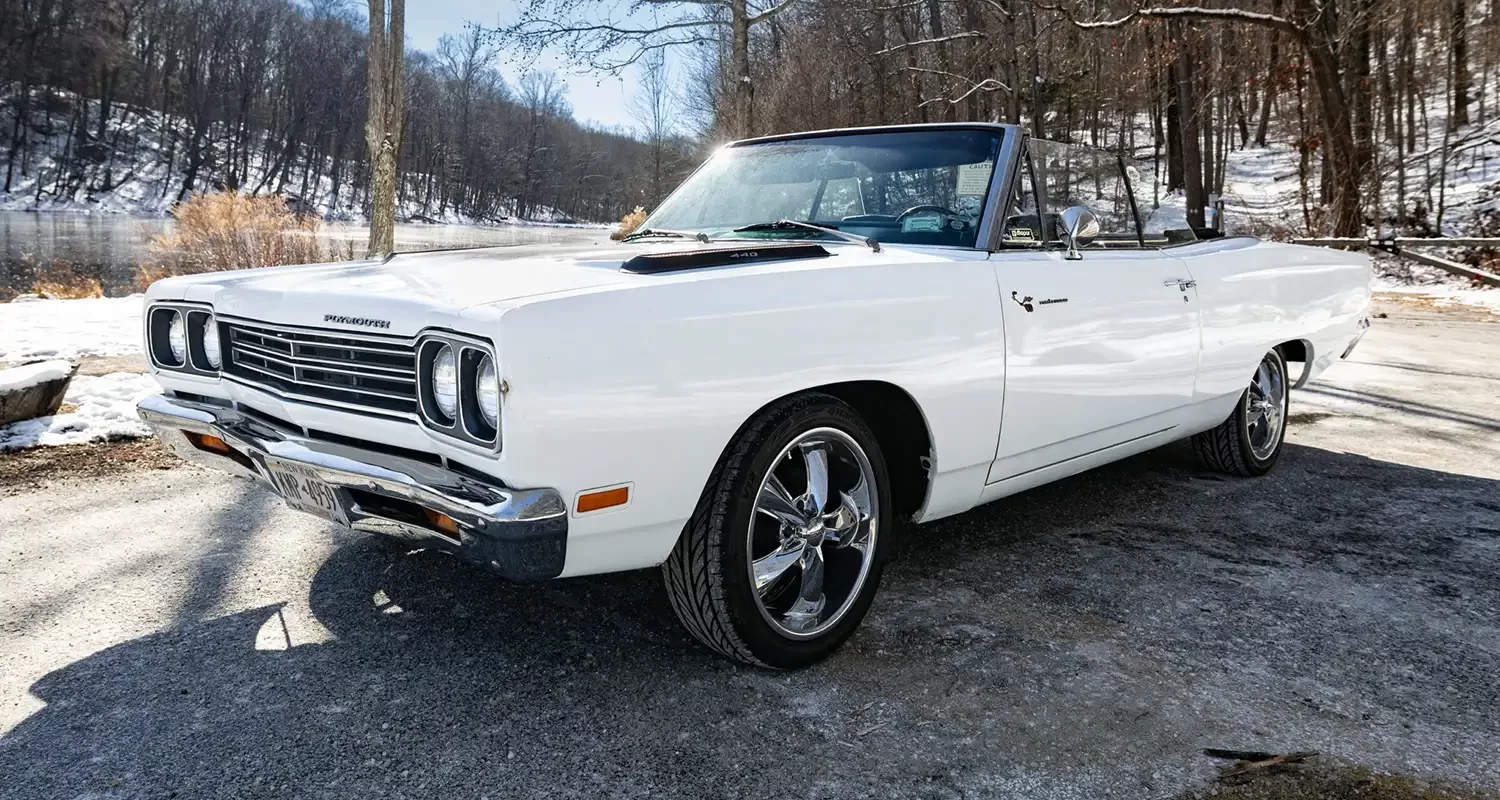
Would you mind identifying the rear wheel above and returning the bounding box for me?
[662,394,890,668]
[1193,348,1289,477]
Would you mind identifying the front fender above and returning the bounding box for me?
[480,254,1006,577]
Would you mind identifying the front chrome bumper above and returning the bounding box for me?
[136,393,568,581]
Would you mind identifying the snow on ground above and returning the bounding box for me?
[0,295,144,362]
[1371,252,1500,314]
[0,371,156,451]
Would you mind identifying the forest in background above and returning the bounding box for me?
[0,0,696,224]
[503,0,1500,240]
[3,0,1498,241]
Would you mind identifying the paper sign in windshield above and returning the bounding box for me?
[901,215,944,233]
[956,163,992,196]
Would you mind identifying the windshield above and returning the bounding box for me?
[642,128,1006,249]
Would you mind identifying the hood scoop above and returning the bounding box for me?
[621,243,831,274]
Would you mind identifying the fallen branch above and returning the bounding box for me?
[1217,751,1319,781]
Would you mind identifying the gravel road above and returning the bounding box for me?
[1,301,1497,800]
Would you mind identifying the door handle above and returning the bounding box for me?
[1164,279,1197,290]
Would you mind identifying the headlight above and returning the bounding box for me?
[476,354,499,428]
[416,334,499,450]
[168,312,187,364]
[431,345,458,419]
[201,315,221,369]
[148,304,218,375]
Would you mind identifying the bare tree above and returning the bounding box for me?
[365,0,405,256]
[487,0,802,138]
[515,71,569,220]
[632,51,679,206]
[1055,1,1365,237]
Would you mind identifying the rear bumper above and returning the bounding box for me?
[136,393,568,581]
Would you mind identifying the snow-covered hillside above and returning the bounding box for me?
[0,91,596,224]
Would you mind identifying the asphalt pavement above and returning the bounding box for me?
[1,300,1496,799]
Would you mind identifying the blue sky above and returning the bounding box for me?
[402,1,639,133]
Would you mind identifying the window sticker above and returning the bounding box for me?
[901,215,944,233]
[1004,228,1036,243]
[955,163,992,196]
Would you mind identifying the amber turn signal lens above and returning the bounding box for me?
[423,509,461,539]
[576,486,630,514]
[186,432,231,454]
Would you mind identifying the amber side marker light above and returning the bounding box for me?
[185,432,231,454]
[423,509,462,539]
[576,486,630,514]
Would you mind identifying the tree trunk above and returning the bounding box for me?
[730,0,754,138]
[1350,0,1373,174]
[1165,65,1183,192]
[1202,93,1216,200]
[1303,31,1362,236]
[925,0,956,121]
[1254,0,1282,147]
[1028,5,1044,138]
[365,0,405,257]
[1172,30,1206,228]
[1451,0,1470,129]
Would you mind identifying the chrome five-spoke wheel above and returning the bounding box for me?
[1245,353,1287,461]
[663,394,892,668]
[750,428,878,639]
[1193,346,1291,477]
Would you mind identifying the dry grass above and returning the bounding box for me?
[137,191,329,290]
[1174,759,1496,800]
[2,254,105,301]
[0,438,181,493]
[609,205,648,241]
[31,258,104,299]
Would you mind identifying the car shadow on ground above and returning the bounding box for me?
[3,443,1498,798]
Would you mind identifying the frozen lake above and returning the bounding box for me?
[0,212,608,298]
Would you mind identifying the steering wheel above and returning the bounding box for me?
[894,204,960,223]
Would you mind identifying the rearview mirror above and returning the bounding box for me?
[1059,205,1100,260]
[813,160,863,180]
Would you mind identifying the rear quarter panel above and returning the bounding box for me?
[468,250,1006,577]
[1177,238,1371,402]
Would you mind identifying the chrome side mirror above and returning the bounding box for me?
[1059,205,1100,260]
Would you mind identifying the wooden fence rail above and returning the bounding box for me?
[1291,238,1500,288]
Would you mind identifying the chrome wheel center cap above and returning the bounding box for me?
[799,518,827,548]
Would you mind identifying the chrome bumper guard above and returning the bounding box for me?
[1341,317,1372,359]
[136,393,567,582]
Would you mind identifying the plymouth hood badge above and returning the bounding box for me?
[323,314,392,330]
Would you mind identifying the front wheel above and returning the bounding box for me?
[1192,347,1290,477]
[662,394,891,668]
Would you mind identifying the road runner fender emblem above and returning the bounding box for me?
[323,314,392,329]
[1011,292,1034,312]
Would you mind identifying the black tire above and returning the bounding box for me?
[1192,347,1290,477]
[662,393,892,668]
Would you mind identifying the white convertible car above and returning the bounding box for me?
[138,124,1371,667]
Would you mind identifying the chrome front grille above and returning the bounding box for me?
[221,319,418,416]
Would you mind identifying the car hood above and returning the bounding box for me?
[150,239,933,336]
[155,242,657,335]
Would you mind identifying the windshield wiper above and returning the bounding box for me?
[621,227,711,243]
[732,219,881,253]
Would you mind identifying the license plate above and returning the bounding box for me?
[264,458,349,527]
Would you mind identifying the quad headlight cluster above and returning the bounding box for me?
[147,303,222,376]
[416,333,501,450]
